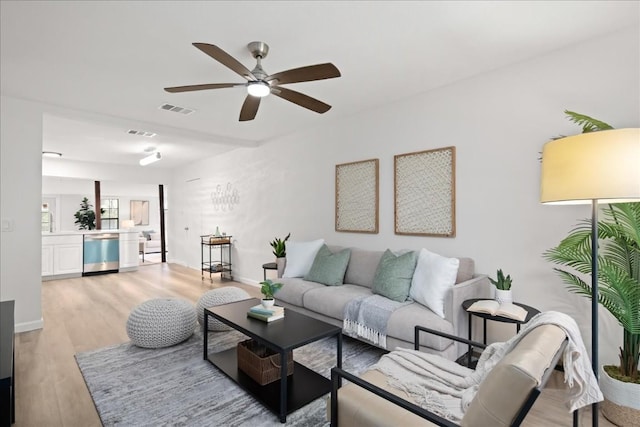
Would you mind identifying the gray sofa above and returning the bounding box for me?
[275,246,490,360]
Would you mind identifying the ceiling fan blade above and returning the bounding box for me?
[164,83,244,93]
[272,86,331,114]
[193,43,256,81]
[265,63,341,85]
[239,95,261,121]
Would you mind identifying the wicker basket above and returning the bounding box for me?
[237,339,293,385]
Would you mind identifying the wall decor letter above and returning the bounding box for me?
[394,146,456,237]
[335,159,379,233]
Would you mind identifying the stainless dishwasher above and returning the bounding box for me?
[83,233,119,275]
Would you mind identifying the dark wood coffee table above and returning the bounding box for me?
[203,298,342,423]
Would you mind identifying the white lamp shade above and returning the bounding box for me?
[540,128,640,204]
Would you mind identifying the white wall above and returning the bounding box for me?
[170,27,639,365]
[0,96,44,331]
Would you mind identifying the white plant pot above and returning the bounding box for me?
[261,299,275,309]
[600,365,640,426]
[275,257,286,278]
[495,289,513,304]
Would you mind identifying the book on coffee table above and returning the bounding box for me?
[466,300,528,321]
[247,310,285,322]
[249,304,284,316]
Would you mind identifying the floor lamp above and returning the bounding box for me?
[540,128,640,426]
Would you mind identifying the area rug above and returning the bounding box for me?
[75,329,386,426]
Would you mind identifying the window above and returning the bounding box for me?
[42,203,51,232]
[101,198,119,230]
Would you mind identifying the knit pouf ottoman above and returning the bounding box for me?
[196,287,250,331]
[127,298,197,348]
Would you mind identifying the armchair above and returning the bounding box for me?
[330,324,568,427]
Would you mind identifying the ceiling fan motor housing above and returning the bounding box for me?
[247,41,269,59]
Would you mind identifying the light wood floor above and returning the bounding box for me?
[14,263,612,426]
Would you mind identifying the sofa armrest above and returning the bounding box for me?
[443,275,491,356]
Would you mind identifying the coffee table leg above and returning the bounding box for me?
[203,311,208,360]
[336,332,343,386]
[279,349,287,423]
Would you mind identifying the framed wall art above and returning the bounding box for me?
[394,146,456,237]
[130,200,150,226]
[335,158,379,233]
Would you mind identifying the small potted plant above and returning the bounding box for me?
[259,279,283,308]
[270,233,290,259]
[489,269,513,304]
[270,233,290,275]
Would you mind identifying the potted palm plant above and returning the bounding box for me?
[544,112,639,425]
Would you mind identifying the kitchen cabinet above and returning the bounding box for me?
[42,234,83,278]
[41,244,54,276]
[119,231,140,269]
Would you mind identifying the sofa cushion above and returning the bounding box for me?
[283,239,325,278]
[273,278,325,307]
[343,248,384,288]
[303,285,373,321]
[386,303,454,351]
[304,245,351,286]
[371,250,418,302]
[410,249,459,318]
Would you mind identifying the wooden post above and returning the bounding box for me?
[94,180,101,230]
[159,184,166,263]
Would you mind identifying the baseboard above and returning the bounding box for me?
[42,272,82,281]
[15,318,43,333]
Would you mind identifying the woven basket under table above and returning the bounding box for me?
[237,339,294,385]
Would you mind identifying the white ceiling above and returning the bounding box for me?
[2,1,638,169]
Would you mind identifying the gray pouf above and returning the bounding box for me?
[196,287,251,331]
[127,298,197,348]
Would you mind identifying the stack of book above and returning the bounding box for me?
[247,304,285,322]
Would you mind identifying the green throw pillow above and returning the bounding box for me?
[304,245,351,286]
[372,249,418,302]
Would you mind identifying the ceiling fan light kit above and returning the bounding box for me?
[164,41,341,121]
[246,81,270,97]
[139,151,161,166]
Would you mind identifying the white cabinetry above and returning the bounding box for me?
[42,234,83,278]
[119,231,140,269]
[41,244,54,276]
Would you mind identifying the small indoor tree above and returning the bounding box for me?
[74,197,98,230]
[544,112,639,383]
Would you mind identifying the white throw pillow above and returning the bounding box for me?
[409,248,460,318]
[282,239,325,278]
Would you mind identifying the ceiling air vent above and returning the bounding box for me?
[127,129,157,137]
[159,103,195,115]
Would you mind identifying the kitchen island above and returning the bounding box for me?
[42,230,139,281]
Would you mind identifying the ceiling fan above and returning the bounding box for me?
[164,41,341,121]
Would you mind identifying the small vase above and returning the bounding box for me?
[495,289,513,304]
[261,299,275,309]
